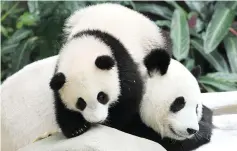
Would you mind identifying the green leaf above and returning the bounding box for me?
[135,3,173,20]
[204,7,235,53]
[205,72,237,83]
[64,1,86,13]
[191,39,229,72]
[171,9,190,61]
[17,12,39,28]
[165,1,188,16]
[201,84,217,92]
[185,1,207,13]
[224,36,237,73]
[1,43,19,55]
[216,1,237,11]
[5,29,32,44]
[14,37,38,71]
[1,25,8,37]
[27,1,40,15]
[155,20,171,28]
[120,1,136,9]
[199,76,237,91]
[183,58,195,71]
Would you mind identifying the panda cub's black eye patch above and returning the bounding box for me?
[170,96,186,113]
[95,55,115,70]
[76,98,87,111]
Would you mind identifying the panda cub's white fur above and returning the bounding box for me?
[58,36,120,122]
[63,3,166,78]
[140,59,203,140]
[50,3,169,138]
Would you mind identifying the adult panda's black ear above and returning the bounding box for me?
[144,50,171,76]
[191,65,202,79]
[50,72,66,90]
[95,55,115,70]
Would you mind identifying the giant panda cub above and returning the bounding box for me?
[49,3,170,138]
[123,58,213,151]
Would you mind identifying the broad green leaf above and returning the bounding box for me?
[205,72,237,83]
[183,58,195,71]
[199,76,237,91]
[224,36,237,73]
[216,1,237,11]
[17,12,39,28]
[27,1,40,15]
[171,9,190,61]
[185,1,207,13]
[135,3,173,20]
[201,84,217,92]
[1,25,8,37]
[1,2,19,22]
[14,37,38,71]
[1,43,19,55]
[155,20,171,28]
[204,7,235,53]
[191,39,229,72]
[120,1,136,9]
[64,1,86,13]
[5,29,32,44]
[165,1,188,16]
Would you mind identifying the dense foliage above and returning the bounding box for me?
[1,1,237,92]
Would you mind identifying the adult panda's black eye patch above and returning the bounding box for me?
[95,55,115,70]
[170,96,186,113]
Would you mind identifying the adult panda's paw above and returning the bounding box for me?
[64,123,91,138]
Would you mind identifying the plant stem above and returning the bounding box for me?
[1,2,19,22]
[229,28,237,36]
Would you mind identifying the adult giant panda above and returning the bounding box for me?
[49,3,170,138]
[122,58,213,151]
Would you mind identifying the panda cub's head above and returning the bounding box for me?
[140,59,202,140]
[50,34,120,123]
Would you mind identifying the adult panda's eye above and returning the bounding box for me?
[76,97,87,111]
[97,91,109,105]
[170,96,186,113]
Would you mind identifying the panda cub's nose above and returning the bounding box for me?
[97,92,109,105]
[187,128,197,135]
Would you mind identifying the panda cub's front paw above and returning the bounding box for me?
[65,124,91,138]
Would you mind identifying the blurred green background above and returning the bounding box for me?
[1,1,237,92]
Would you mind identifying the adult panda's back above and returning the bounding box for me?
[64,3,165,65]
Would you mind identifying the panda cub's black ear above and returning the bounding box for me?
[95,55,115,70]
[191,65,202,79]
[144,49,171,76]
[50,72,66,91]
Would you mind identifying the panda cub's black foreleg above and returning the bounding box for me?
[54,93,91,138]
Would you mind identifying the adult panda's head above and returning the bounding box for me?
[50,31,120,124]
[141,58,202,140]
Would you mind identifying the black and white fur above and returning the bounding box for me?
[123,59,213,151]
[49,3,170,138]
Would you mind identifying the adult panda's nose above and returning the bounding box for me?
[187,128,197,135]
